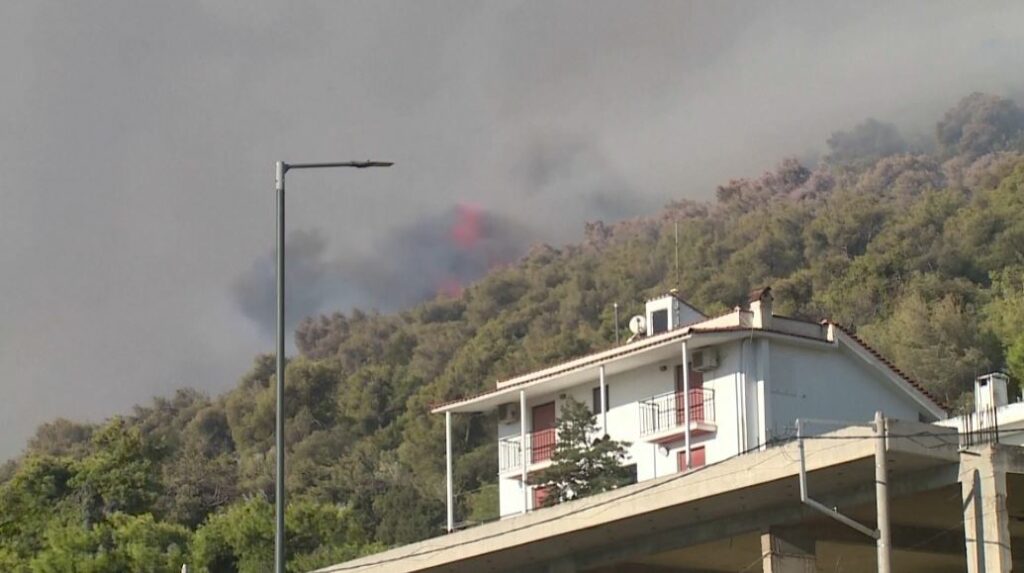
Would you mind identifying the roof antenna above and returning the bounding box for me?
[613,302,620,344]
[674,219,680,287]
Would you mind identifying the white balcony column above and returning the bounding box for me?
[681,341,691,470]
[445,411,454,533]
[520,389,528,514]
[599,365,608,435]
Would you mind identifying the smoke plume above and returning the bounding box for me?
[231,204,532,334]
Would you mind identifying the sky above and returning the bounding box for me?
[2,1,1024,460]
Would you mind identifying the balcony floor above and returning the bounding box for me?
[641,421,716,445]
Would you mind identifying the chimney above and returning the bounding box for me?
[748,286,773,329]
[974,372,1010,413]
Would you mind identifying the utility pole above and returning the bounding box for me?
[875,411,892,573]
[274,160,392,573]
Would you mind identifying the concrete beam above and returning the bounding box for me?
[772,523,965,555]
[570,464,958,571]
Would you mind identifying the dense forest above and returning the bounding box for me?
[4,92,1024,572]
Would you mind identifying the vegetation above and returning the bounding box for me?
[528,398,632,506]
[4,92,1024,570]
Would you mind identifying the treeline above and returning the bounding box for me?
[4,92,1024,572]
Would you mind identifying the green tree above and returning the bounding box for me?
[859,291,999,403]
[529,397,631,506]
[190,497,376,573]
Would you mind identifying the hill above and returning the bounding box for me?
[4,92,1024,572]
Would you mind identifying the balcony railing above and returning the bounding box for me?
[639,388,715,438]
[498,428,557,474]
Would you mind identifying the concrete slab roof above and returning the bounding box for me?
[314,420,959,573]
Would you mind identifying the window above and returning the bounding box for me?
[651,309,669,334]
[532,485,552,509]
[592,385,610,413]
[624,463,638,486]
[677,446,706,472]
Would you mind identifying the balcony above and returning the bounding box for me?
[498,428,556,476]
[639,388,716,444]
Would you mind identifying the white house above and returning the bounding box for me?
[432,287,947,526]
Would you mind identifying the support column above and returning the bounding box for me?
[875,411,891,573]
[756,338,771,449]
[681,342,691,470]
[599,365,608,435]
[520,389,528,514]
[961,447,1012,573]
[445,411,454,533]
[761,528,816,573]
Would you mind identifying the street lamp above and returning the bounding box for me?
[274,160,392,573]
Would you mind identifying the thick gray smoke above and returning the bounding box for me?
[4,1,1024,460]
[231,205,533,334]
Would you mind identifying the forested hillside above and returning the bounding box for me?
[5,92,1024,572]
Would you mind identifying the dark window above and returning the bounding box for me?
[592,385,610,413]
[623,463,638,485]
[651,309,669,334]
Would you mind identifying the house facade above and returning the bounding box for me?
[433,287,947,523]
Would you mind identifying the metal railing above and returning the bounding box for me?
[498,428,557,473]
[639,388,715,437]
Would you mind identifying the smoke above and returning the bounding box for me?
[509,131,656,227]
[231,229,349,335]
[231,204,532,334]
[5,0,1024,461]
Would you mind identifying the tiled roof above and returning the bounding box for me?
[432,318,948,416]
[430,328,693,411]
[430,324,830,412]
[829,322,947,413]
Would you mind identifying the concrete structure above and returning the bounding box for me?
[433,287,945,521]
[938,372,1024,448]
[316,420,1024,572]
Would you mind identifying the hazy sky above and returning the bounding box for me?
[2,1,1023,460]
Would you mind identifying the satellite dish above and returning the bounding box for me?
[628,315,647,335]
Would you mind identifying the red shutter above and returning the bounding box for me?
[677,446,706,472]
[531,402,557,463]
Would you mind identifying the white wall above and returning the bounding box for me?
[662,341,746,474]
[496,333,934,516]
[767,340,926,439]
[497,341,757,515]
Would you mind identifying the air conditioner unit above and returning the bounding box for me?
[497,402,521,424]
[691,349,719,372]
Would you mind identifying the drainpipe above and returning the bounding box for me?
[738,340,746,452]
[682,341,691,470]
[520,390,528,514]
[445,411,454,533]
[599,365,608,435]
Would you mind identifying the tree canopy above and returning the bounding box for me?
[528,397,632,506]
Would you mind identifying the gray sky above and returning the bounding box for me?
[2,1,1023,460]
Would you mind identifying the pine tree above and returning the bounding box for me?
[528,397,631,507]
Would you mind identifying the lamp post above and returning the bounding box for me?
[274,160,392,573]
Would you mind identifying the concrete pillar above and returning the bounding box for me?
[761,528,816,573]
[445,411,454,533]
[961,447,1013,573]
